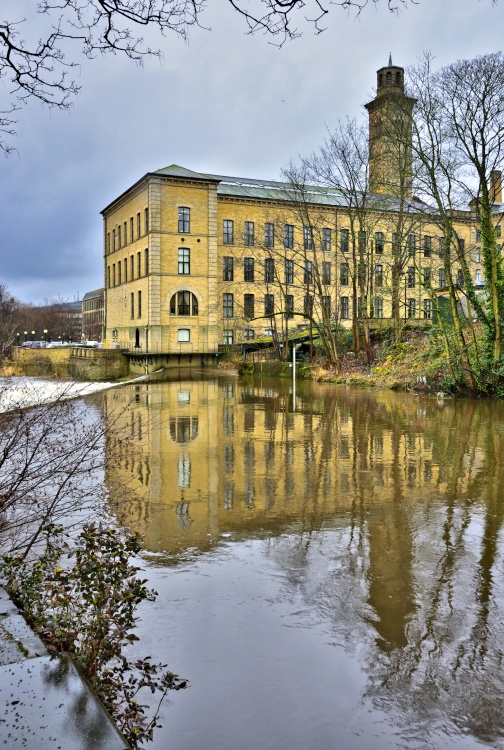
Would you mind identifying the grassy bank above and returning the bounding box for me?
[238,328,456,394]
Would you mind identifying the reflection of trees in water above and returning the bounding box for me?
[262,391,504,746]
[106,377,504,742]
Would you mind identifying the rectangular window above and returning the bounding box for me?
[223,293,234,318]
[340,228,349,253]
[244,294,255,320]
[138,290,142,318]
[457,237,465,254]
[304,225,313,250]
[265,257,275,284]
[179,248,190,275]
[223,220,234,245]
[223,330,234,345]
[392,232,398,255]
[340,263,349,286]
[284,259,294,285]
[438,268,446,288]
[137,251,141,277]
[375,264,383,287]
[145,249,149,275]
[437,237,444,258]
[244,221,255,247]
[130,255,134,280]
[223,256,234,281]
[340,296,349,320]
[124,258,128,283]
[322,295,331,318]
[457,268,464,287]
[244,257,254,282]
[304,260,313,285]
[423,267,431,287]
[476,229,481,242]
[244,329,255,340]
[112,264,116,286]
[375,298,383,318]
[358,231,367,252]
[107,266,111,288]
[375,232,384,254]
[322,228,331,252]
[178,328,190,342]
[304,294,313,316]
[284,224,294,249]
[118,261,122,284]
[118,225,121,250]
[137,213,141,239]
[407,266,415,288]
[423,236,432,257]
[286,294,294,318]
[424,299,432,319]
[475,249,481,263]
[476,269,483,284]
[178,207,190,233]
[496,225,501,238]
[265,294,274,316]
[130,217,134,242]
[130,292,134,319]
[124,221,127,245]
[107,233,110,254]
[408,234,416,256]
[264,223,275,248]
[322,261,331,285]
[407,298,416,318]
[145,208,149,235]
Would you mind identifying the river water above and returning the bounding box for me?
[101,371,504,750]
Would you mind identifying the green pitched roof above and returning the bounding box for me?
[153,164,220,181]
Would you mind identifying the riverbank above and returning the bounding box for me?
[238,329,452,394]
[0,586,129,748]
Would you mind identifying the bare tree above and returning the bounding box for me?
[408,52,504,392]
[0,283,20,357]
[0,383,129,557]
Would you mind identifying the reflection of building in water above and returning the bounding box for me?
[105,378,480,566]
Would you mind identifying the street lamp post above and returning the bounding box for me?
[43,329,48,342]
[24,331,27,343]
[31,330,35,342]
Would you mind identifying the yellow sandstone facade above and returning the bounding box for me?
[101,61,494,354]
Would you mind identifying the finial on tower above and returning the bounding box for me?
[389,53,393,67]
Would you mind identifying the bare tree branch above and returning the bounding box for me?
[0,0,415,152]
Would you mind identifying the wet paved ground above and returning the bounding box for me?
[0,587,129,749]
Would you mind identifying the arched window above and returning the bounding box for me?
[386,71,392,84]
[169,417,198,443]
[395,71,401,85]
[379,73,383,87]
[170,291,198,316]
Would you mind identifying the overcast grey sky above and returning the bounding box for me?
[2,0,504,303]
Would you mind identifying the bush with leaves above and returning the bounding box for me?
[0,523,187,748]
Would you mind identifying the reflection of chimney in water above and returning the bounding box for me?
[490,170,502,203]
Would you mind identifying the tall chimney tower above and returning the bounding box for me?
[490,170,502,203]
[365,58,417,198]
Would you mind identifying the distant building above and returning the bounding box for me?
[82,288,104,342]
